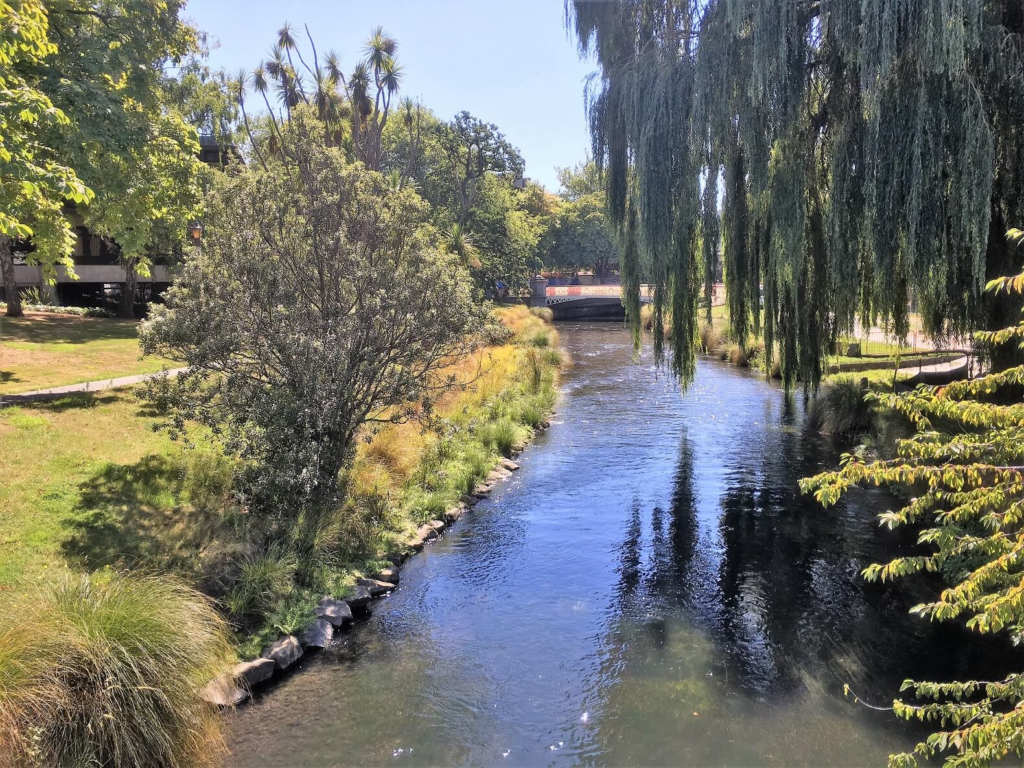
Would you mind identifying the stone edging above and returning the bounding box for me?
[200,428,550,708]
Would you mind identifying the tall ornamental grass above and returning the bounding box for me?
[0,573,234,768]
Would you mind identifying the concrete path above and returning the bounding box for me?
[903,355,973,386]
[0,368,186,406]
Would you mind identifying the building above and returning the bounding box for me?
[3,134,232,312]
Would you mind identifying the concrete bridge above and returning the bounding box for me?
[530,279,653,320]
[530,279,725,320]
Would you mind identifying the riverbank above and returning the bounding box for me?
[0,306,565,664]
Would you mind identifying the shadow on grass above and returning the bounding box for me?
[62,453,230,577]
[3,391,125,412]
[0,313,141,345]
[0,370,21,385]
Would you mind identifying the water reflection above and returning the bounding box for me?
[226,323,1016,768]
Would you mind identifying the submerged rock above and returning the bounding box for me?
[233,658,275,688]
[346,584,373,609]
[374,566,400,583]
[201,675,247,707]
[262,635,303,671]
[358,577,397,597]
[472,482,494,498]
[302,618,333,648]
[315,596,353,627]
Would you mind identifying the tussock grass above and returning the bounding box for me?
[529,306,553,322]
[0,572,234,768]
[807,376,874,436]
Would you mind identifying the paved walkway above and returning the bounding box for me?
[0,368,186,406]
[903,354,974,386]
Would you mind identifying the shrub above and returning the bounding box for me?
[807,376,873,436]
[529,306,553,322]
[0,573,234,768]
[480,417,523,457]
[529,329,552,348]
[0,302,114,318]
[222,547,297,628]
[698,321,721,353]
[518,401,545,429]
[18,286,51,306]
[727,344,748,367]
[482,320,514,346]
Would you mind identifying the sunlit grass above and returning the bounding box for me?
[0,311,175,394]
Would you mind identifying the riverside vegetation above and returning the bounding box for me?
[0,302,563,765]
[0,6,564,765]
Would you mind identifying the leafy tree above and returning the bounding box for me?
[466,173,541,295]
[438,111,525,227]
[555,158,603,201]
[168,43,240,167]
[140,107,478,518]
[0,0,91,317]
[801,231,1024,768]
[542,161,618,278]
[33,0,206,317]
[568,0,1024,387]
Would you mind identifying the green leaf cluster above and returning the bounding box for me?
[0,1,91,267]
[802,251,1024,767]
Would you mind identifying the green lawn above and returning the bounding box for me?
[0,312,175,394]
[0,391,231,585]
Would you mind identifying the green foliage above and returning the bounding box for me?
[0,301,112,317]
[802,261,1024,767]
[0,572,234,768]
[17,286,48,306]
[36,1,206,318]
[140,109,479,518]
[568,0,1024,389]
[0,0,92,316]
[541,172,619,277]
[222,548,298,629]
[479,417,523,457]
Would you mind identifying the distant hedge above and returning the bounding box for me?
[0,302,114,318]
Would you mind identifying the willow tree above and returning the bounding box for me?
[568,0,1024,388]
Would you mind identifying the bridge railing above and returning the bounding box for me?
[545,284,656,299]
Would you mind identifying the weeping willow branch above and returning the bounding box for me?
[568,0,1024,390]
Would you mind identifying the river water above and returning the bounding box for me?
[226,322,1004,767]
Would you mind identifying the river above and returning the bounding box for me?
[226,322,1005,767]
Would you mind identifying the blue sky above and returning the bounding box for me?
[183,0,597,191]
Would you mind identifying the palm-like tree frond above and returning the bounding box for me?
[364,26,398,69]
[277,21,297,51]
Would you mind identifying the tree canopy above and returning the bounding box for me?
[0,0,91,317]
[141,107,478,516]
[542,160,619,278]
[568,0,1024,388]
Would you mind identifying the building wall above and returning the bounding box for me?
[12,264,170,286]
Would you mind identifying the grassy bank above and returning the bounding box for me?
[0,311,175,394]
[639,303,952,388]
[0,305,564,656]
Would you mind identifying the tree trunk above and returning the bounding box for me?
[0,235,23,318]
[119,258,138,319]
